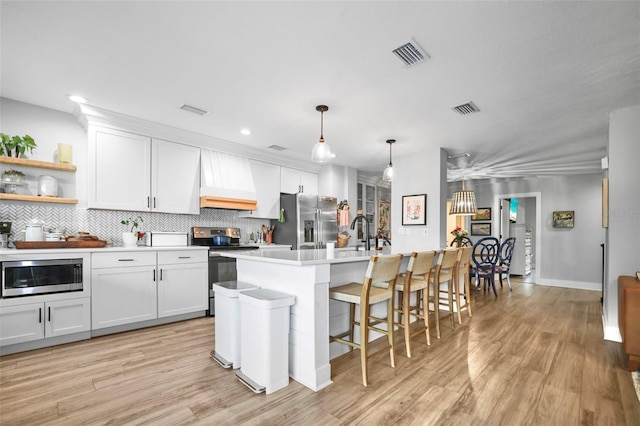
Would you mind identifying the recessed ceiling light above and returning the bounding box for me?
[67,94,87,104]
[240,129,251,135]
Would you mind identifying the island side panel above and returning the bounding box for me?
[236,258,332,392]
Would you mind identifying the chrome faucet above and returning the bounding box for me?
[350,213,371,250]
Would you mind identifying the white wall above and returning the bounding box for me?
[390,147,446,253]
[604,104,640,341]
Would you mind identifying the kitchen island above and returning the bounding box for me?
[220,248,408,392]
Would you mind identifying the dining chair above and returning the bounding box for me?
[453,246,474,318]
[497,237,516,290]
[329,253,403,387]
[393,250,437,358]
[471,237,500,297]
[429,248,460,337]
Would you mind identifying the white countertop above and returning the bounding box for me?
[0,245,208,257]
[220,248,402,266]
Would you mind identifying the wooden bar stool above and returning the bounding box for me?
[329,254,403,387]
[454,246,474,319]
[429,248,459,338]
[393,250,437,358]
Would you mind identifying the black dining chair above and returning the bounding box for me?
[449,236,473,247]
[471,237,500,297]
[497,237,516,290]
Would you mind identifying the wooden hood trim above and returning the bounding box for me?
[200,196,257,211]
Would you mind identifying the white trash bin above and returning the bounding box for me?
[211,281,259,369]
[236,289,295,394]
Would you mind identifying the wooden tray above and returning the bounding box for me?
[14,240,108,249]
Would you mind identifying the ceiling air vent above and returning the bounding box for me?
[268,144,287,151]
[452,101,480,115]
[179,103,209,116]
[392,38,429,67]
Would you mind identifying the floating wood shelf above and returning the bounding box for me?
[0,156,77,172]
[0,193,78,204]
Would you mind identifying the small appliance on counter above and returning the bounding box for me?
[0,221,11,248]
[144,231,189,247]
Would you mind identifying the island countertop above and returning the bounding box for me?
[219,248,400,265]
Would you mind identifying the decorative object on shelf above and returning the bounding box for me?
[121,215,144,246]
[37,175,58,197]
[0,133,37,157]
[552,210,574,228]
[450,226,469,247]
[470,222,491,236]
[382,139,395,182]
[57,143,73,164]
[449,177,477,216]
[402,194,426,225]
[311,105,332,163]
[471,207,491,221]
[1,169,25,183]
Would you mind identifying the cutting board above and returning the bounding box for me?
[14,240,108,249]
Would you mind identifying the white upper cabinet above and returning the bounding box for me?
[280,167,318,195]
[88,125,200,214]
[239,160,281,219]
[152,138,200,214]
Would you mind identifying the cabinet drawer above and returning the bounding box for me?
[157,250,207,265]
[92,251,157,268]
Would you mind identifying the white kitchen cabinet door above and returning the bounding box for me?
[88,125,151,211]
[239,160,280,219]
[45,298,91,338]
[157,262,208,318]
[280,167,318,195]
[91,266,157,329]
[151,139,200,214]
[0,303,44,346]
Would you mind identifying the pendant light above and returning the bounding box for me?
[382,139,395,182]
[311,105,332,163]
[449,178,478,215]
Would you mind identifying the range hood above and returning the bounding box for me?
[200,150,257,210]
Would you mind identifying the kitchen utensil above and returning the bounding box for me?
[38,175,58,197]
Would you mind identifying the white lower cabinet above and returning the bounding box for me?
[0,298,91,346]
[91,250,207,330]
[157,251,208,318]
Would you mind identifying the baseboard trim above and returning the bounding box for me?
[536,279,601,292]
[602,313,622,342]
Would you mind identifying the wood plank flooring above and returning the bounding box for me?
[1,277,639,425]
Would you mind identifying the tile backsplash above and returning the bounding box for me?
[0,205,268,247]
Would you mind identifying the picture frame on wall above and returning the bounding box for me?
[402,194,426,225]
[470,222,491,236]
[553,210,575,228]
[471,207,492,221]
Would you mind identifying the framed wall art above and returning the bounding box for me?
[470,222,491,236]
[402,194,426,225]
[471,207,492,221]
[553,210,574,228]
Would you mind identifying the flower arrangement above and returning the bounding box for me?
[121,215,145,239]
[450,226,468,246]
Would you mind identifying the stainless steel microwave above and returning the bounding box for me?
[1,258,83,297]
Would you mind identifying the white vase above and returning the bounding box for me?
[122,232,138,247]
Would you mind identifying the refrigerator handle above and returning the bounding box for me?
[316,208,321,249]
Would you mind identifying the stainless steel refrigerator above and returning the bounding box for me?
[274,193,338,249]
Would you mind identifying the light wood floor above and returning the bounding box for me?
[1,277,639,425]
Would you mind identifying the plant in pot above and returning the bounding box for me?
[121,215,144,247]
[0,133,37,157]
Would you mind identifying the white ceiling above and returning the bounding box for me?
[2,1,639,182]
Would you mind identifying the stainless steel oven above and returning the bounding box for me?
[1,258,83,297]
[191,226,259,316]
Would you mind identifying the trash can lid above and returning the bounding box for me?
[211,280,259,297]
[238,289,295,309]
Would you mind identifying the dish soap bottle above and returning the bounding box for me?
[375,229,384,251]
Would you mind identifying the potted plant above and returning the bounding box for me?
[0,133,37,158]
[121,215,144,247]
